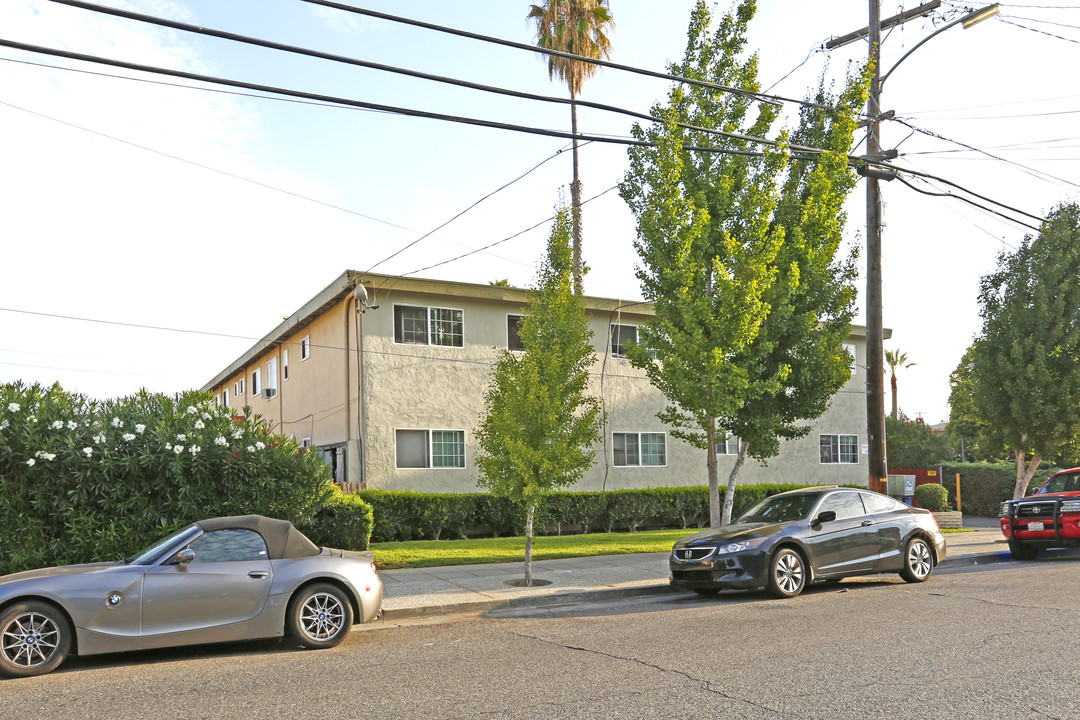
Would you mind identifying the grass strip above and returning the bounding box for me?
[372,528,692,569]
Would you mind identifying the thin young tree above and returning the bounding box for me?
[527,0,614,294]
[885,349,916,418]
[475,204,604,585]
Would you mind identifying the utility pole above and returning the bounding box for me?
[865,0,887,494]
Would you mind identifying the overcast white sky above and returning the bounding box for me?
[1,0,1077,424]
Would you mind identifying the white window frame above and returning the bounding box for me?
[394,428,467,469]
[393,304,465,348]
[715,433,741,456]
[238,378,245,395]
[819,434,859,464]
[282,349,290,381]
[300,336,311,361]
[220,389,229,407]
[251,368,261,395]
[609,323,639,359]
[301,437,312,449]
[507,313,525,352]
[265,358,278,397]
[842,343,857,373]
[612,431,667,468]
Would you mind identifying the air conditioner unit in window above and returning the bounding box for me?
[263,388,277,399]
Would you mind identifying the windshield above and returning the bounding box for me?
[125,524,201,565]
[1039,471,1080,494]
[735,493,822,524]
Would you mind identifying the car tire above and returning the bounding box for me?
[899,537,934,583]
[286,583,354,649]
[0,600,72,678]
[1008,538,1039,561]
[766,547,806,598]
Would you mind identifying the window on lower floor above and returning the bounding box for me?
[716,433,740,455]
[820,434,858,464]
[613,432,666,467]
[395,429,466,469]
[507,314,524,352]
[842,343,857,373]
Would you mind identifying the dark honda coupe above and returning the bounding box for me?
[670,486,947,598]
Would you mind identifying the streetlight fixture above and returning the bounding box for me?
[846,3,999,493]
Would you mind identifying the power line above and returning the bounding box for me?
[878,160,1047,223]
[44,0,833,157]
[894,175,1042,230]
[997,15,1080,41]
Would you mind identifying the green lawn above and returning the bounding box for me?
[372,528,695,569]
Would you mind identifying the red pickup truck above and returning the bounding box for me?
[999,468,1080,560]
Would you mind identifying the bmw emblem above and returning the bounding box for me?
[106,592,123,608]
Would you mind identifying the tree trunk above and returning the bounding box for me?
[706,419,720,527]
[722,439,748,526]
[524,503,535,587]
[890,371,898,418]
[1013,446,1042,500]
[569,91,584,296]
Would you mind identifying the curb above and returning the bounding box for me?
[375,550,1021,624]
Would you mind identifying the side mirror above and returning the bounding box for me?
[814,510,837,525]
[170,548,195,565]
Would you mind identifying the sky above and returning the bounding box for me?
[1,0,1077,424]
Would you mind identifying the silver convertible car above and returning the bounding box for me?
[0,515,383,678]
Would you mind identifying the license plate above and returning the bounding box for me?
[1027,521,1044,531]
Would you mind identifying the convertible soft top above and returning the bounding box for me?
[196,515,321,560]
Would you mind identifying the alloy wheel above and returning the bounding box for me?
[907,540,932,579]
[774,551,804,596]
[298,592,345,642]
[2,612,60,669]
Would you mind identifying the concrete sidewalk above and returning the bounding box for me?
[374,518,1017,623]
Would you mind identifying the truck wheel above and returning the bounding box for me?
[1008,538,1038,561]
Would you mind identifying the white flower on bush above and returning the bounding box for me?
[246,445,255,453]
[29,415,37,423]
[255,441,266,450]
[93,434,106,445]
[50,420,64,430]
[122,433,136,442]
[165,443,173,451]
[174,445,184,455]
[34,451,56,461]
[7,402,20,412]
[135,424,146,434]
[202,412,212,421]
[67,421,78,430]
[176,434,186,442]
[194,420,204,430]
[189,445,200,455]
[82,447,92,457]
[26,458,35,466]
[0,419,8,431]
[111,417,122,428]
[214,436,228,446]
[232,429,243,439]
[186,406,197,415]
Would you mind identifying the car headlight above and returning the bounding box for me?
[999,501,1010,517]
[1061,499,1080,513]
[716,538,767,555]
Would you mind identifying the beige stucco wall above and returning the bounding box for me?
[206,273,871,493]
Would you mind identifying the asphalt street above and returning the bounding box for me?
[4,555,1077,720]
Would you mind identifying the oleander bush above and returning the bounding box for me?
[297,485,375,551]
[0,381,340,575]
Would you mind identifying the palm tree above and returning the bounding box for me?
[885,349,916,418]
[527,0,614,295]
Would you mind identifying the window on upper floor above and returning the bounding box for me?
[610,324,638,359]
[265,358,278,397]
[507,314,525,352]
[395,429,466,469]
[613,432,667,467]
[300,336,311,361]
[819,434,859,464]
[842,343,857,373]
[283,349,289,381]
[394,305,464,347]
[251,368,261,395]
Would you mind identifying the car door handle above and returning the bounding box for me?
[861,520,874,527]
[248,571,269,579]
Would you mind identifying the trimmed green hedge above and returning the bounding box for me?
[297,487,375,551]
[939,462,1066,516]
[355,484,812,543]
[914,483,949,512]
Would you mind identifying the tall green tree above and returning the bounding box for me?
[713,69,868,525]
[966,202,1080,498]
[619,0,787,527]
[475,204,604,585]
[527,0,614,294]
[885,348,916,418]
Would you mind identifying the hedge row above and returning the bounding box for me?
[353,484,811,543]
[939,462,1067,517]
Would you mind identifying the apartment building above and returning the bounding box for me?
[203,270,883,492]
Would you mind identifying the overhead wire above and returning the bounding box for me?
[894,175,1042,230]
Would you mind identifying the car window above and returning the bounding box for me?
[816,491,866,520]
[188,529,268,563]
[735,493,822,523]
[126,524,202,565]
[860,492,906,514]
[1039,472,1080,494]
